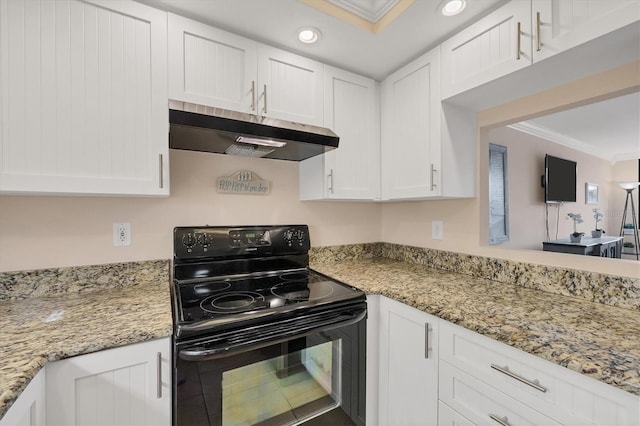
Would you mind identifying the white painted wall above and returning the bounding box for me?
[486,126,614,249]
[611,159,640,232]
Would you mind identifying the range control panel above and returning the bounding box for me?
[174,225,310,260]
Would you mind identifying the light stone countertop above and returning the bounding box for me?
[0,279,172,419]
[311,257,640,397]
[1,254,638,420]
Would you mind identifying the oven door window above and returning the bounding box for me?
[223,339,340,425]
[176,330,357,426]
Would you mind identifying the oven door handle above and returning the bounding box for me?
[178,307,366,362]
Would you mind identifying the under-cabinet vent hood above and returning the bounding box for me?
[169,101,339,161]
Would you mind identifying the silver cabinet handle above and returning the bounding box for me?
[536,12,542,52]
[424,322,432,359]
[251,80,256,111]
[328,169,334,194]
[430,163,437,191]
[263,84,268,114]
[516,22,521,60]
[156,352,162,399]
[489,414,512,426]
[158,154,164,189]
[490,364,547,393]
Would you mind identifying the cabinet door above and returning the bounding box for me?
[365,295,380,426]
[440,321,640,426]
[168,13,258,113]
[0,369,45,426]
[381,48,441,200]
[299,66,379,200]
[441,1,532,99]
[378,297,439,426]
[532,0,640,63]
[0,0,168,196]
[46,338,171,426]
[438,401,476,426]
[257,45,324,126]
[440,361,561,426]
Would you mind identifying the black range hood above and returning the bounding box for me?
[169,101,339,161]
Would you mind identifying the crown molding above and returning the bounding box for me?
[507,122,618,163]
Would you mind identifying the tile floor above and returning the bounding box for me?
[222,356,334,426]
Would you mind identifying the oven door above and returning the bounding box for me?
[174,303,366,426]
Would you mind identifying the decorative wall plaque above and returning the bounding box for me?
[217,170,270,195]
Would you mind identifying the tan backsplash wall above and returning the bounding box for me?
[0,150,381,272]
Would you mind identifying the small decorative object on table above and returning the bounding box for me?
[567,213,584,243]
[591,208,604,238]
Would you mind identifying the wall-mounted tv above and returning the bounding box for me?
[544,154,577,203]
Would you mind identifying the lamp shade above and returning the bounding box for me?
[617,182,640,190]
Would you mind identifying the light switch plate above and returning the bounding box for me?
[432,220,443,240]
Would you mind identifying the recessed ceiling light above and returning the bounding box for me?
[441,0,466,16]
[297,27,321,44]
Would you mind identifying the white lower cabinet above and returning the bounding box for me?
[46,338,171,426]
[377,296,439,426]
[439,401,475,426]
[370,296,640,426]
[0,368,46,426]
[439,320,640,426]
[365,295,380,426]
[440,361,561,426]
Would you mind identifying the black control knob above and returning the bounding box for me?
[198,233,212,247]
[182,233,196,248]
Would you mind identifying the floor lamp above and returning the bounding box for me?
[618,182,640,260]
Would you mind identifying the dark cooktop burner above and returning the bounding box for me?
[271,281,334,301]
[175,270,360,324]
[279,271,309,281]
[200,291,266,313]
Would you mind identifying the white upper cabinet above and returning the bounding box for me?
[0,0,169,196]
[257,45,324,126]
[441,0,532,99]
[532,0,640,62]
[168,15,323,126]
[300,66,379,200]
[381,47,441,200]
[168,13,257,113]
[442,0,640,100]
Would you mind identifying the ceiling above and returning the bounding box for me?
[137,0,507,80]
[137,0,638,163]
[513,92,640,163]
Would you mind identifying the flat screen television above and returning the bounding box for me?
[544,154,577,203]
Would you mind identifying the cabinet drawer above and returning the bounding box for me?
[440,361,560,426]
[440,321,639,425]
[438,400,475,426]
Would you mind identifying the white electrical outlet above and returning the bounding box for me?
[432,220,443,240]
[113,222,131,247]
